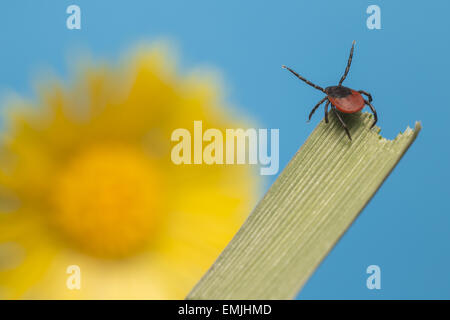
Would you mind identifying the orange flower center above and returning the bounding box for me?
[51,145,163,258]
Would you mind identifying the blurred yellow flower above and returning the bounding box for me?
[0,46,258,299]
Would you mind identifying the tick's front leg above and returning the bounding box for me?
[332,107,352,141]
[324,100,330,123]
[358,90,372,102]
[364,99,378,128]
[308,96,328,122]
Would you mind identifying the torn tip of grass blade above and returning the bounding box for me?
[187,112,421,300]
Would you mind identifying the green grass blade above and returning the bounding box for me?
[187,112,421,300]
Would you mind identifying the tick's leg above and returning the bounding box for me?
[332,107,352,140]
[338,40,355,86]
[282,66,326,93]
[308,96,328,122]
[324,100,330,123]
[359,90,373,102]
[364,99,378,128]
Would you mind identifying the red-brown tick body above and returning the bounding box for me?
[325,86,365,114]
[282,41,378,141]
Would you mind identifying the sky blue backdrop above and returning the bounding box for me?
[1,1,449,299]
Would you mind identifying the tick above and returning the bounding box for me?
[282,41,377,140]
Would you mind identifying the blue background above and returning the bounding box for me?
[1,0,449,299]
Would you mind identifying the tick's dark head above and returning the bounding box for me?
[325,85,352,98]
